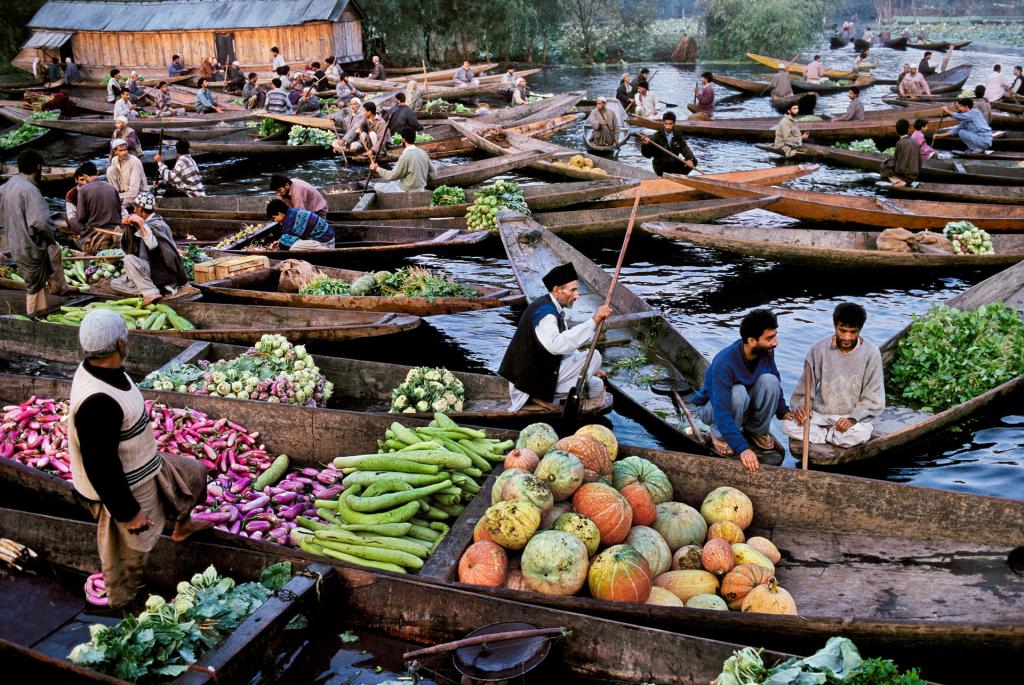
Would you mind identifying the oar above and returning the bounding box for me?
[360,108,396,196]
[560,193,641,432]
[650,380,709,447]
[152,128,165,189]
[633,133,703,174]
[801,361,812,470]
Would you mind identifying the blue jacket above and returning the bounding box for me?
[692,339,790,453]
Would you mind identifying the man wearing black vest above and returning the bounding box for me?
[499,263,612,411]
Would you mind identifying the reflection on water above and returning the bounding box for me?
[31,39,1022,499]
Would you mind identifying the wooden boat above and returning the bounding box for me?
[889,64,971,94]
[38,295,420,345]
[197,263,524,315]
[0,316,611,425]
[796,262,1024,465]
[770,92,817,114]
[992,100,1024,115]
[0,372,1019,679]
[386,62,498,83]
[934,129,1024,151]
[758,142,1024,185]
[792,77,875,93]
[0,112,58,154]
[17,110,253,136]
[582,100,630,156]
[1,163,75,184]
[829,35,849,49]
[883,35,909,49]
[173,221,490,264]
[451,116,659,180]
[642,221,1024,269]
[853,38,872,51]
[879,181,1024,205]
[159,178,635,221]
[747,53,856,79]
[709,74,819,113]
[677,174,1024,230]
[63,74,193,90]
[908,40,971,51]
[710,73,775,95]
[954,148,1024,161]
[0,507,326,685]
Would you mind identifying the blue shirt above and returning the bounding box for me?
[168,62,186,77]
[950,108,992,138]
[692,339,790,453]
[195,88,215,110]
[279,208,333,249]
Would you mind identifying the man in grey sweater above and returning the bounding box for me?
[783,302,884,447]
[369,127,435,192]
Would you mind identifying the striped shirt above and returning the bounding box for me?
[157,155,205,196]
[265,88,293,114]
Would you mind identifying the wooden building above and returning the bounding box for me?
[15,0,365,79]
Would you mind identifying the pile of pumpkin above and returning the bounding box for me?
[457,422,797,615]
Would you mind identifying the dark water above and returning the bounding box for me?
[34,40,1023,500]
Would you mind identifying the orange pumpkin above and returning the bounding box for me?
[720,563,774,604]
[458,541,508,587]
[504,448,540,472]
[620,482,656,526]
[572,482,633,545]
[556,434,612,482]
[700,538,735,575]
[588,544,652,603]
[742,578,798,615]
[706,521,745,545]
[473,517,495,544]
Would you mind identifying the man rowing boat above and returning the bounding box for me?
[639,111,697,176]
[499,263,611,412]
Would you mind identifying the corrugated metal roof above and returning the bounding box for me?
[28,0,360,32]
[23,31,73,49]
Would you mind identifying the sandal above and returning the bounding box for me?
[710,437,734,457]
[751,434,776,451]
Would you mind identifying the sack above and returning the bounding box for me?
[277,259,318,293]
[875,227,914,253]
[79,228,122,255]
[913,230,954,255]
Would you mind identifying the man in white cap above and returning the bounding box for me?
[369,54,387,81]
[113,89,138,120]
[64,57,81,85]
[106,139,149,208]
[510,77,530,106]
[111,115,142,156]
[225,60,246,92]
[770,63,795,98]
[69,308,210,610]
[586,96,620,148]
[111,191,188,305]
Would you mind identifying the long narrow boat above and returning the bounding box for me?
[708,74,818,112]
[953,148,1024,161]
[19,110,253,136]
[792,77,876,93]
[830,35,849,49]
[1,163,76,184]
[907,40,971,51]
[878,180,1024,204]
[184,136,330,159]
[770,92,818,114]
[0,372,1019,678]
[882,35,909,49]
[349,68,539,94]
[757,141,1024,185]
[197,262,524,315]
[747,53,857,79]
[992,100,1024,115]
[38,296,420,345]
[0,508,326,685]
[0,317,610,425]
[387,62,499,83]
[853,37,872,51]
[795,261,1024,465]
[174,222,490,264]
[889,64,972,94]
[642,221,1024,269]
[934,129,1024,151]
[677,174,1024,230]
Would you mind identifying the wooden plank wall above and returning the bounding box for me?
[62,21,353,71]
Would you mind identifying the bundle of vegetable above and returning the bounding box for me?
[319,97,336,115]
[300,267,478,299]
[287,125,337,148]
[0,111,59,150]
[69,563,292,682]
[214,223,266,249]
[711,637,925,685]
[423,98,473,114]
[431,185,466,206]
[45,298,194,331]
[292,415,510,571]
[551,155,610,176]
[84,572,107,606]
[62,248,125,290]
[943,220,994,255]
[465,180,530,231]
[141,334,333,407]
[390,366,465,413]
[833,138,880,153]
[890,302,1024,411]
[0,264,24,283]
[258,117,288,138]
[391,131,433,145]
[179,245,211,281]
[796,115,824,122]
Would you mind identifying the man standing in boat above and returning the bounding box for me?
[783,303,884,449]
[639,112,697,176]
[68,308,211,611]
[917,52,936,77]
[693,309,798,472]
[499,263,611,412]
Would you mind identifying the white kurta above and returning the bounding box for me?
[508,296,601,410]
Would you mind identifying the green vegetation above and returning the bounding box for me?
[699,0,826,60]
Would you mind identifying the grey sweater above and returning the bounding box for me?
[790,336,885,422]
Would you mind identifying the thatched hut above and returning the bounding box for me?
[14,0,364,79]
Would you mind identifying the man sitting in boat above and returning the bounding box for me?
[369,127,435,193]
[68,308,210,610]
[862,27,874,44]
[265,198,335,251]
[369,55,387,81]
[384,92,423,134]
[934,98,993,153]
[1011,66,1024,96]
[831,86,865,122]
[639,111,697,176]
[984,65,1012,102]
[973,86,992,124]
[335,73,364,105]
[107,139,149,209]
[111,192,188,305]
[241,73,267,109]
[194,78,220,114]
[896,63,911,88]
[154,81,186,117]
[113,90,139,121]
[66,162,122,238]
[805,55,825,83]
[587,97,620,148]
[156,140,206,198]
[499,263,611,412]
[270,174,328,218]
[341,101,389,155]
[898,65,931,97]
[918,52,936,77]
[880,119,920,187]
[783,303,884,449]
[688,72,715,120]
[633,84,658,118]
[168,54,187,77]
[502,67,518,86]
[511,78,530,106]
[616,73,634,110]
[111,116,143,157]
[770,103,808,159]
[693,309,798,472]
[911,118,936,160]
[454,60,479,87]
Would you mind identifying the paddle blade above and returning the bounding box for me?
[559,388,582,435]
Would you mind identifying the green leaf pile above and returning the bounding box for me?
[0,111,59,150]
[287,125,337,148]
[390,131,433,145]
[431,185,466,206]
[891,302,1024,411]
[465,180,529,231]
[258,117,287,138]
[300,267,477,299]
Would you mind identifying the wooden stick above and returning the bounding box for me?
[403,627,566,660]
[671,388,708,447]
[360,109,396,195]
[633,133,702,173]
[801,360,812,470]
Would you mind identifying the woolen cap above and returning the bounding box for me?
[110,138,127,149]
[79,309,128,353]
[134,191,156,211]
[542,263,578,291]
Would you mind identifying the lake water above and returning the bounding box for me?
[35,39,1024,501]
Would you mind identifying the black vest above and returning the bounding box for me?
[499,295,565,402]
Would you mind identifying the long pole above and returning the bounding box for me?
[801,361,812,470]
[361,109,396,195]
[634,132,703,174]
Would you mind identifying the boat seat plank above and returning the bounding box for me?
[772,527,1023,622]
[0,574,83,648]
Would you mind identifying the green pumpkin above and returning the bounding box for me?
[491,468,528,505]
[612,456,673,504]
[653,501,707,551]
[534,450,585,502]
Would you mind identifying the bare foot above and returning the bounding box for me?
[171,516,214,542]
[141,293,162,307]
[529,398,561,411]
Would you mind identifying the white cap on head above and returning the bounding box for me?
[778,63,787,69]
[350,97,361,105]
[111,138,127,149]
[595,96,607,103]
[114,115,127,124]
[65,57,71,63]
[79,309,128,354]
[233,60,240,65]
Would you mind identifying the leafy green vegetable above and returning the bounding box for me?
[391,131,434,145]
[844,658,926,685]
[258,117,288,138]
[465,180,529,231]
[431,185,466,206]
[300,273,351,295]
[423,98,472,115]
[833,139,880,154]
[339,630,360,643]
[0,111,59,150]
[287,125,337,148]
[891,302,1024,411]
[944,220,993,255]
[179,245,210,281]
[299,267,477,299]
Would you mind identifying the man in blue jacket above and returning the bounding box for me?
[693,309,796,472]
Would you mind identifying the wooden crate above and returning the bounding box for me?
[194,255,269,283]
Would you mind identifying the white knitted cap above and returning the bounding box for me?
[79,309,128,353]
[111,138,127,149]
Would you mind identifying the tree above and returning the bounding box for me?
[569,0,612,63]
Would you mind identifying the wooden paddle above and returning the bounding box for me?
[560,193,642,431]
[360,108,396,195]
[801,361,812,470]
[633,133,703,174]
[152,128,165,189]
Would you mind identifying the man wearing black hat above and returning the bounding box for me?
[499,263,612,411]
